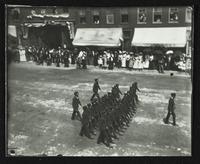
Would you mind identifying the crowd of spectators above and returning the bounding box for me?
[11,45,191,73]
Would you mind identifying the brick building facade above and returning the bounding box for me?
[6,6,192,54]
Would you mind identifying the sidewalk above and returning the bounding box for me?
[9,61,191,78]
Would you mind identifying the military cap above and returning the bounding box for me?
[171,93,176,97]
[74,91,79,95]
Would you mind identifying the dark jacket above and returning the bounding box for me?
[168,97,175,112]
[72,96,81,109]
[93,81,101,93]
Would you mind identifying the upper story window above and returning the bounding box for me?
[79,10,86,24]
[92,10,100,24]
[106,11,114,24]
[153,8,162,23]
[185,7,192,23]
[169,8,179,23]
[137,8,147,24]
[106,14,114,24]
[121,9,128,24]
[53,8,58,14]
[41,9,46,15]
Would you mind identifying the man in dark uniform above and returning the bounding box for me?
[112,84,122,99]
[82,52,87,69]
[63,50,70,67]
[130,82,141,104]
[71,91,82,120]
[163,93,176,126]
[79,106,93,138]
[56,51,60,67]
[91,78,101,101]
[158,57,165,73]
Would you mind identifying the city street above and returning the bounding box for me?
[7,62,192,156]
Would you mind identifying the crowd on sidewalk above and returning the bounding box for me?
[10,45,191,73]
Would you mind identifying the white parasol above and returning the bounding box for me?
[166,50,174,54]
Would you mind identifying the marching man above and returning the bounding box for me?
[71,91,82,121]
[163,93,176,126]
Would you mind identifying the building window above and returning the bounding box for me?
[169,8,179,23]
[92,10,100,24]
[153,8,162,23]
[121,9,128,24]
[186,7,192,23]
[137,8,147,24]
[106,14,114,24]
[79,10,86,24]
[41,9,46,15]
[53,8,58,14]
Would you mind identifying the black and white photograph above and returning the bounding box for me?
[6,5,193,156]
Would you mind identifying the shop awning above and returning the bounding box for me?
[8,25,17,37]
[72,28,123,47]
[132,27,187,47]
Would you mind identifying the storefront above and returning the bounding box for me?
[21,13,75,49]
[131,27,189,71]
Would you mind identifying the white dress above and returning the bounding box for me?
[19,49,26,62]
[121,55,126,68]
[133,57,139,69]
[98,57,103,65]
[143,60,149,69]
[138,56,143,69]
[103,55,107,67]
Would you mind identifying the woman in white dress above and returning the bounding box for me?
[19,48,27,62]
[121,53,126,68]
[138,55,143,71]
[98,56,103,68]
[129,56,134,70]
[143,55,150,69]
[102,53,108,68]
[133,55,139,70]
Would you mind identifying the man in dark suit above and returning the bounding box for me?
[91,78,101,101]
[130,82,141,104]
[71,91,82,120]
[163,93,176,126]
[112,84,122,99]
